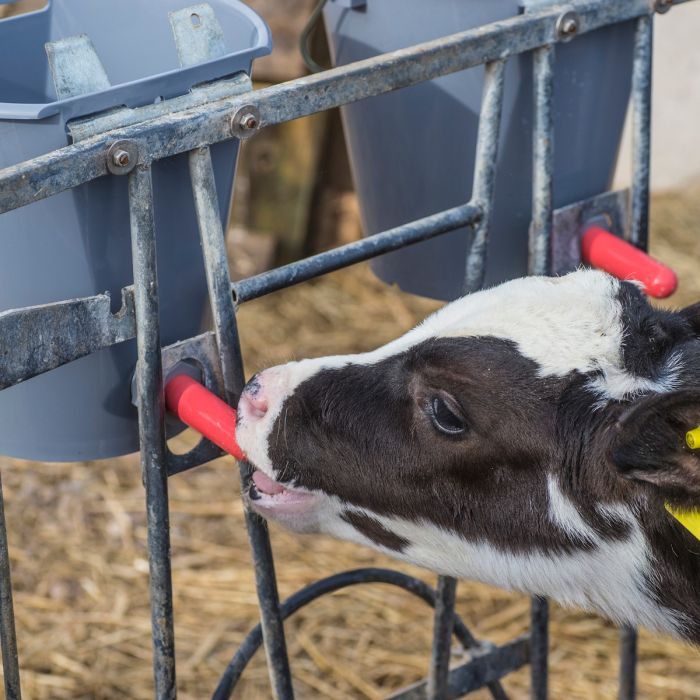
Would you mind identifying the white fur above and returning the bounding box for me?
[324,488,686,638]
[546,474,598,544]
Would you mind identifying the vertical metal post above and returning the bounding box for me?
[129,165,177,700]
[464,59,506,294]
[0,475,20,700]
[629,15,653,250]
[529,45,555,276]
[620,18,650,700]
[530,597,548,700]
[619,626,637,700]
[427,576,457,699]
[188,147,294,700]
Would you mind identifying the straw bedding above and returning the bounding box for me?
[2,186,700,699]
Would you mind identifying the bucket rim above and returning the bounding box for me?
[0,0,271,122]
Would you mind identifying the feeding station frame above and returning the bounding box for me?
[0,0,691,698]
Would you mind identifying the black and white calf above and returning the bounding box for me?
[236,269,700,643]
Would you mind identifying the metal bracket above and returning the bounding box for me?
[551,189,630,275]
[45,34,111,100]
[163,333,229,475]
[0,287,135,391]
[129,332,230,475]
[169,3,227,67]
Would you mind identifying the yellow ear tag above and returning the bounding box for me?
[664,426,700,539]
[665,504,700,540]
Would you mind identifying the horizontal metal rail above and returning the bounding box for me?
[0,0,677,217]
[234,204,481,303]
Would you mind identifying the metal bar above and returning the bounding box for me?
[529,597,548,700]
[213,568,511,700]
[529,45,555,276]
[0,475,21,700]
[427,576,457,700]
[0,288,135,391]
[464,59,506,293]
[388,637,529,700]
[128,165,176,700]
[188,147,294,699]
[235,203,481,303]
[69,74,252,143]
[629,14,653,249]
[0,0,663,215]
[618,626,637,700]
[188,147,242,405]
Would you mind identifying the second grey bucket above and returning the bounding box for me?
[323,0,635,299]
[0,0,271,461]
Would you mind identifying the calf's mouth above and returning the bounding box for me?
[247,468,316,517]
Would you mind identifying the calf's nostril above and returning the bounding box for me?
[248,393,268,418]
[239,388,269,419]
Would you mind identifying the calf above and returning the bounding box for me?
[236,269,700,643]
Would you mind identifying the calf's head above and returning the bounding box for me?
[236,269,700,640]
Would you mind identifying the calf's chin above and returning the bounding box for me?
[236,270,700,643]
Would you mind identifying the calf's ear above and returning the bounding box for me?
[609,389,700,503]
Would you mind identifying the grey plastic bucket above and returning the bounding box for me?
[323,0,634,300]
[0,0,271,461]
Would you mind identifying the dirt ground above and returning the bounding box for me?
[2,185,700,699]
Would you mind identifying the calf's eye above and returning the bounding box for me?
[430,395,467,435]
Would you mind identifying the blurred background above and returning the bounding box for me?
[2,1,700,698]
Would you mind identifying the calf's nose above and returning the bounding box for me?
[239,376,269,420]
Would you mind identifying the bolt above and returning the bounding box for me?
[556,11,580,41]
[113,149,131,168]
[561,17,578,35]
[656,0,673,12]
[240,113,258,130]
[231,106,261,140]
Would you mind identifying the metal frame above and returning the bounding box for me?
[0,0,682,697]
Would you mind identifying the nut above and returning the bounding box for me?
[112,149,131,167]
[556,11,580,41]
[231,105,261,140]
[106,141,139,175]
[240,113,258,130]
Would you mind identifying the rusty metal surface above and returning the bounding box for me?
[128,165,176,699]
[0,288,135,391]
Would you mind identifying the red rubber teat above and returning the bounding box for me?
[581,226,677,299]
[164,374,245,460]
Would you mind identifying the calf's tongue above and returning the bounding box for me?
[252,470,286,495]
